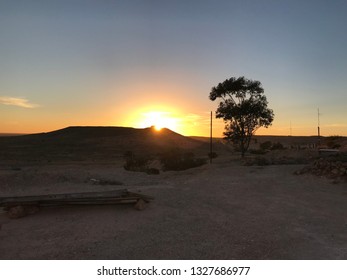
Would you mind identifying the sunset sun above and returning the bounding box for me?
[138,111,179,132]
[153,125,163,131]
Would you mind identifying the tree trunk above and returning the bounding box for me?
[240,137,246,158]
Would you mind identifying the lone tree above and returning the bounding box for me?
[209,76,274,157]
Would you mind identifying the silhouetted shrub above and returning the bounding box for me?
[123,150,134,160]
[254,156,270,166]
[271,142,285,150]
[260,141,272,151]
[326,136,342,149]
[123,151,151,172]
[259,141,284,151]
[249,149,267,155]
[124,157,150,172]
[160,148,207,171]
[208,152,218,159]
[328,135,342,141]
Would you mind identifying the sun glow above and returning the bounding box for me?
[137,111,179,132]
[123,104,219,136]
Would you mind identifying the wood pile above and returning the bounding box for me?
[0,189,153,218]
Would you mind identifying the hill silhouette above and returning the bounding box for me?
[0,126,206,163]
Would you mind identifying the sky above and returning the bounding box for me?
[1,0,347,136]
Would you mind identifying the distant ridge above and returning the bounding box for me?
[37,126,140,139]
[0,126,206,163]
[0,133,26,137]
[29,126,199,142]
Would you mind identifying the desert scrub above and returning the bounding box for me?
[243,154,309,166]
[259,141,272,151]
[159,148,207,171]
[208,152,218,159]
[123,156,150,172]
[123,151,159,174]
[123,149,207,173]
[271,142,285,150]
[249,149,267,155]
[326,135,342,149]
[259,141,285,151]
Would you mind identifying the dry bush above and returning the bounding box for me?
[159,148,207,171]
[325,136,342,149]
[123,151,153,173]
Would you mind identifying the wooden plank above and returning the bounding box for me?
[0,189,153,209]
[318,149,339,155]
[0,189,128,204]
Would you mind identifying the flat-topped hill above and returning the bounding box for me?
[0,126,206,163]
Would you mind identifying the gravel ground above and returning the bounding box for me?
[0,157,346,259]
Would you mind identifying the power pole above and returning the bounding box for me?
[317,108,320,138]
[317,108,321,145]
[210,111,213,164]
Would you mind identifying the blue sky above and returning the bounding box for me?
[1,0,346,136]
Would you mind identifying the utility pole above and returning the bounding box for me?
[317,108,321,146]
[317,108,320,138]
[210,111,213,164]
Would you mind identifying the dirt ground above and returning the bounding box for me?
[0,155,346,260]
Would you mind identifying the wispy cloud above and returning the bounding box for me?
[0,96,39,108]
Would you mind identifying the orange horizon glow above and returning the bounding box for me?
[1,122,346,137]
[1,104,346,137]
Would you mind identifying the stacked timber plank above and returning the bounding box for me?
[0,189,153,218]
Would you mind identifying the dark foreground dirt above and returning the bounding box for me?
[0,157,346,259]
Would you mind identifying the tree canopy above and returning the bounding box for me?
[209,76,274,157]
